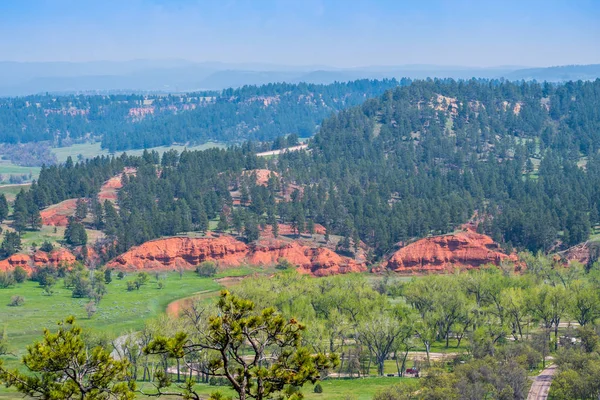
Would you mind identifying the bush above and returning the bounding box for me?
[117,271,125,280]
[0,271,15,288]
[13,265,27,283]
[8,295,24,306]
[208,377,230,387]
[196,261,218,277]
[40,240,54,252]
[85,301,97,318]
[126,281,136,292]
[314,383,323,393]
[276,258,294,270]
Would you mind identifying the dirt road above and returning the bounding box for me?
[256,144,308,157]
[527,365,557,400]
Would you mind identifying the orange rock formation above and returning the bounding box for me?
[106,235,365,277]
[242,169,279,186]
[98,167,137,202]
[0,248,77,274]
[107,236,249,270]
[40,199,78,226]
[384,231,517,273]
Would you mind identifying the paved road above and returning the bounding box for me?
[527,365,557,400]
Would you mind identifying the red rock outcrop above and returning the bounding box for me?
[242,169,279,186]
[40,199,78,226]
[98,167,137,202]
[107,236,249,271]
[384,231,518,273]
[0,248,77,274]
[106,235,365,277]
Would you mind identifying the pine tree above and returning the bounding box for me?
[64,217,88,246]
[75,198,88,221]
[91,198,104,229]
[197,207,209,233]
[217,211,229,232]
[12,191,28,233]
[0,194,8,223]
[1,232,22,258]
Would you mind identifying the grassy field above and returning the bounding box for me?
[135,376,419,400]
[0,160,40,184]
[52,142,226,163]
[0,271,228,354]
[0,183,30,202]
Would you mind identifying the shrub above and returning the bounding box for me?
[85,301,97,318]
[314,383,323,393]
[126,281,136,291]
[276,258,294,270]
[0,271,15,288]
[196,261,218,277]
[13,266,27,283]
[134,272,149,289]
[104,269,112,284]
[157,281,165,290]
[40,240,54,252]
[8,295,24,306]
[208,377,230,387]
[117,271,125,280]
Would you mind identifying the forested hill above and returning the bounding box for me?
[0,79,403,151]
[279,79,600,254]
[26,79,600,259]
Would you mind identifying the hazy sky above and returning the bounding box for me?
[1,0,599,67]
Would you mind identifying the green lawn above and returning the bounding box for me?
[137,376,419,400]
[52,142,226,163]
[0,271,224,353]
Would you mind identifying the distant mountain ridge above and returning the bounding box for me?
[0,61,598,96]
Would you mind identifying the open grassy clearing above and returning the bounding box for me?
[135,376,419,400]
[0,271,229,355]
[51,142,226,163]
[0,160,40,184]
[0,183,30,202]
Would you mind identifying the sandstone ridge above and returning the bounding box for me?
[0,248,77,274]
[105,235,365,277]
[384,231,517,273]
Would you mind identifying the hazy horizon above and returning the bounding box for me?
[1,0,599,68]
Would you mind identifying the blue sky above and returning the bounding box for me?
[1,0,599,67]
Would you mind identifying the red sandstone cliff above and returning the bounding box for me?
[107,236,249,270]
[105,235,365,277]
[384,231,517,273]
[0,248,77,274]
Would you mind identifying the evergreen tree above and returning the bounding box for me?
[1,232,22,258]
[75,198,88,221]
[12,191,28,233]
[217,211,229,232]
[0,194,8,223]
[64,217,88,246]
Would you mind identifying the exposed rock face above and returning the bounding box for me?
[248,239,365,276]
[107,236,249,270]
[106,235,365,277]
[242,169,279,186]
[98,167,137,202]
[384,231,517,273]
[0,248,77,274]
[40,198,78,226]
[32,248,77,266]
